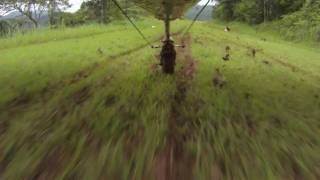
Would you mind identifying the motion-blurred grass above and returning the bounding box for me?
[0,19,319,179]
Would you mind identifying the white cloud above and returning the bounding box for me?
[0,10,6,16]
[65,0,86,12]
[0,8,13,16]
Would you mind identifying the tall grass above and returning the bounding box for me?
[0,19,319,179]
[188,22,320,179]
[0,19,188,106]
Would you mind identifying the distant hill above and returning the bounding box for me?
[185,5,214,21]
[0,10,49,27]
[0,11,23,20]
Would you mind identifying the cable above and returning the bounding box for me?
[182,0,212,38]
[110,0,153,48]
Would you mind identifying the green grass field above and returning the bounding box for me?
[0,19,319,180]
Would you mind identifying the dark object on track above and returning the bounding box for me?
[252,48,256,57]
[160,40,176,74]
[245,92,251,99]
[224,26,231,32]
[213,68,226,88]
[222,54,230,61]
[223,46,231,61]
[97,48,103,55]
[226,46,231,53]
[111,0,212,74]
[262,60,271,65]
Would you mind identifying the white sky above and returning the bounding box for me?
[66,0,87,12]
[66,0,217,13]
[198,0,217,6]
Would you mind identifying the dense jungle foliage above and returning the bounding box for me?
[214,0,320,42]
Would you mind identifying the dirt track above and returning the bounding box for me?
[154,34,197,180]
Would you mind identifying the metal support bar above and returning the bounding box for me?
[182,0,212,38]
[164,14,171,41]
[110,0,153,48]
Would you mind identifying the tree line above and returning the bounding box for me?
[0,0,145,35]
[60,0,145,27]
[214,0,320,41]
[213,0,305,24]
[0,0,69,28]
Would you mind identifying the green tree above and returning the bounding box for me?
[214,0,305,24]
[0,0,69,28]
[0,20,11,36]
[1,0,48,28]
[48,0,70,26]
[78,0,137,24]
[214,0,239,21]
[279,0,320,41]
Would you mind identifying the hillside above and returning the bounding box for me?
[0,19,319,179]
[185,5,214,21]
[0,10,49,28]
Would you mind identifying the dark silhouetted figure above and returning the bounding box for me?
[160,40,176,74]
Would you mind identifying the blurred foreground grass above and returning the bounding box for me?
[0,19,319,179]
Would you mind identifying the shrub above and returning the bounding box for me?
[0,20,11,37]
[278,0,320,41]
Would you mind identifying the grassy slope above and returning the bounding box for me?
[0,19,319,179]
[0,19,188,106]
[188,22,320,179]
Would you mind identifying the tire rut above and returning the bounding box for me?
[154,35,196,180]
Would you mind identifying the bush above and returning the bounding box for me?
[213,0,304,24]
[0,20,23,37]
[278,0,320,42]
[0,20,11,37]
[54,12,87,27]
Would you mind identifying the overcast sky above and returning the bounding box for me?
[66,0,217,12]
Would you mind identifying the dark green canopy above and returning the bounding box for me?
[132,0,198,20]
